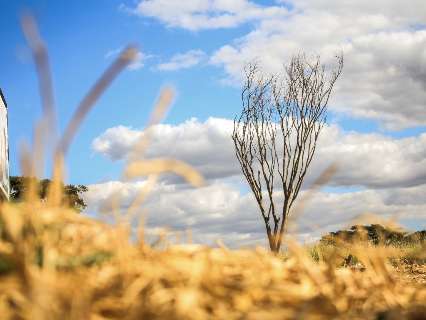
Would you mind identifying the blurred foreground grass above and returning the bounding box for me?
[0,202,425,320]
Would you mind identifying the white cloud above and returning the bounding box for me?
[128,51,148,70]
[92,117,426,189]
[105,48,150,70]
[312,127,426,189]
[92,125,142,161]
[209,0,426,129]
[157,49,206,71]
[92,117,237,180]
[125,0,426,128]
[132,0,289,31]
[84,179,426,247]
[105,48,122,59]
[287,0,426,25]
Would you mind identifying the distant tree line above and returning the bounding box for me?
[9,176,88,212]
[320,224,426,246]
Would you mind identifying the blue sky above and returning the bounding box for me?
[1,0,252,184]
[1,0,425,246]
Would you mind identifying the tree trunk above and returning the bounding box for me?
[266,224,276,252]
[275,210,288,253]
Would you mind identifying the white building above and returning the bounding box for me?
[0,89,9,200]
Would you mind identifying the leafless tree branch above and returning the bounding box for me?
[232,53,343,252]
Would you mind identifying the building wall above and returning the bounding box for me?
[0,90,9,200]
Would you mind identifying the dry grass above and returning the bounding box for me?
[0,205,425,320]
[1,14,424,320]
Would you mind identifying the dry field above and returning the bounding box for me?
[0,202,425,320]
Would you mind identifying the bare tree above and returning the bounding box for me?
[232,53,343,252]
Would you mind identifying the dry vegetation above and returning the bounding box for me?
[0,204,425,320]
[0,14,424,320]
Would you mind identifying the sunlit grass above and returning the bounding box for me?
[0,204,425,319]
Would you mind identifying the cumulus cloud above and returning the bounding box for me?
[132,0,289,31]
[124,1,426,128]
[209,1,426,129]
[92,118,238,179]
[289,0,426,25]
[312,127,426,189]
[92,117,426,189]
[157,49,206,71]
[92,125,142,161]
[84,179,426,247]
